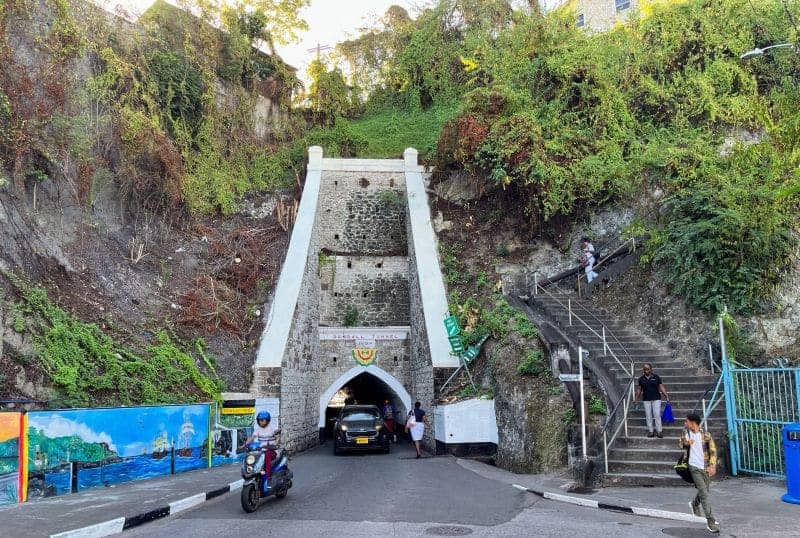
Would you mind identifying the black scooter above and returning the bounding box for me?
[239,440,293,512]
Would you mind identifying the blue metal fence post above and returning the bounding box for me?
[721,359,738,475]
[795,370,800,423]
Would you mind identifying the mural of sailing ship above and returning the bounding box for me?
[152,432,170,459]
[176,418,195,458]
[26,404,210,498]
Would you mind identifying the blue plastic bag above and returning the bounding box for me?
[662,402,675,424]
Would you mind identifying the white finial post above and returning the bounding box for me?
[308,146,323,169]
[403,147,418,169]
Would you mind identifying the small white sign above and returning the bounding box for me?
[558,374,581,382]
[356,338,376,348]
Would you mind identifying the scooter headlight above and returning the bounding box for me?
[245,454,256,466]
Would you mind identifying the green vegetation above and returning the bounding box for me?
[5,275,222,407]
[588,395,607,415]
[339,104,459,159]
[343,305,359,327]
[0,0,306,215]
[517,349,545,376]
[319,0,800,315]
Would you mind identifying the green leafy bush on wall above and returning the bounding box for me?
[6,275,223,407]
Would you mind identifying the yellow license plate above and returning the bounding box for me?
[355,437,369,444]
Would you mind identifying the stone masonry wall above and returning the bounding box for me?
[316,171,407,255]
[405,197,436,451]
[319,255,410,327]
[577,0,639,33]
[277,231,322,453]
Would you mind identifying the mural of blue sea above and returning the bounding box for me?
[26,404,210,499]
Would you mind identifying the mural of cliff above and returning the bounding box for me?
[26,405,209,499]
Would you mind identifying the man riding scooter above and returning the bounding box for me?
[241,411,280,491]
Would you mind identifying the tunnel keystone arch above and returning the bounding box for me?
[318,365,412,428]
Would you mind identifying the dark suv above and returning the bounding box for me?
[332,405,391,455]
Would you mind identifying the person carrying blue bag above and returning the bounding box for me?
[634,363,671,438]
[662,400,675,424]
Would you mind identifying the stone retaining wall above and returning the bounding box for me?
[319,255,410,326]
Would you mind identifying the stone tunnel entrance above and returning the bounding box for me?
[319,366,411,439]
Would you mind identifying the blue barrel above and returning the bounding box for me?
[782,423,800,505]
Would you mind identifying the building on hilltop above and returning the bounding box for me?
[559,0,641,32]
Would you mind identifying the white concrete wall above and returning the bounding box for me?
[434,399,499,444]
[404,148,459,368]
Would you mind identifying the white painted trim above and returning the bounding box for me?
[317,365,412,427]
[543,491,599,508]
[319,326,410,341]
[631,507,707,523]
[50,518,126,538]
[169,493,206,514]
[256,147,323,367]
[404,149,459,368]
[229,479,244,491]
[321,158,423,173]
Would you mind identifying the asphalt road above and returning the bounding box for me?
[126,443,701,537]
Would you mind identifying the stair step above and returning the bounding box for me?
[608,447,686,459]
[607,459,682,473]
[616,437,685,448]
[600,472,690,487]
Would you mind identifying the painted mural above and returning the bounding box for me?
[0,413,23,505]
[26,404,210,499]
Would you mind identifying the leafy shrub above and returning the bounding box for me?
[7,275,222,407]
[588,395,607,415]
[517,349,544,376]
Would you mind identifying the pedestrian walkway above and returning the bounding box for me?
[458,458,797,536]
[0,465,241,538]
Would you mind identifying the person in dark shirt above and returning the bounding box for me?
[405,401,427,458]
[634,363,670,438]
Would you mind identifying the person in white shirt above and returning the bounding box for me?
[242,411,281,490]
[679,413,719,534]
[579,237,599,283]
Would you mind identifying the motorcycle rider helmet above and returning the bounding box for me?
[256,411,271,423]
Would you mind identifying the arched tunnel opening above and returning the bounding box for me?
[323,372,408,440]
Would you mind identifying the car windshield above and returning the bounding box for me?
[342,411,379,422]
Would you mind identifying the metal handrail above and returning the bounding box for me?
[693,374,725,431]
[603,372,635,474]
[566,296,635,367]
[532,282,632,377]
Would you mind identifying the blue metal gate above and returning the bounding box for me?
[722,360,800,477]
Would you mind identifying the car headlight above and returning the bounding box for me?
[340,424,347,432]
[375,424,382,430]
[245,454,256,465]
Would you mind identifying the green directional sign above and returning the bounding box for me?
[448,334,465,355]
[443,315,461,337]
[463,333,489,362]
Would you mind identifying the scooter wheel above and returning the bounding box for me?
[241,484,259,513]
[275,487,288,499]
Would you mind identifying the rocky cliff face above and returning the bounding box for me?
[0,0,294,404]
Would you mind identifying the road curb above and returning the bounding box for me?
[511,484,707,524]
[49,479,244,538]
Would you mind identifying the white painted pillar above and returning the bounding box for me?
[255,146,323,367]
[404,148,458,368]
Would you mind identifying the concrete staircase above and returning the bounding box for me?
[527,290,724,487]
